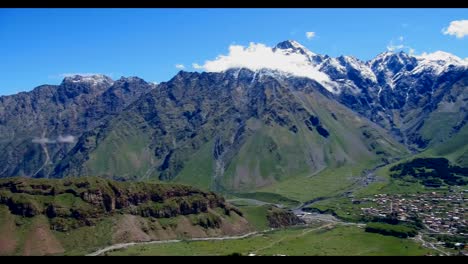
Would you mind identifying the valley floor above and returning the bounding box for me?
[102,223,434,256]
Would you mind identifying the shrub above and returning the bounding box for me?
[365,222,417,238]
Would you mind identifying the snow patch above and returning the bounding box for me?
[342,56,377,83]
[413,51,467,75]
[63,74,114,86]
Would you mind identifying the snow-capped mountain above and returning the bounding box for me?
[239,40,467,149]
[0,40,465,181]
[271,40,466,94]
[274,40,325,66]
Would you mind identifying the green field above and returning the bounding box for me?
[231,192,301,208]
[304,197,375,222]
[259,160,379,203]
[106,225,433,256]
[237,206,270,231]
[173,140,215,190]
[355,158,456,198]
[53,217,115,256]
[86,113,154,180]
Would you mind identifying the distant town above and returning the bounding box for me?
[358,191,466,235]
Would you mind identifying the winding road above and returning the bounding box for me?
[87,231,262,256]
[86,212,365,256]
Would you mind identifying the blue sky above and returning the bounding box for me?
[0,8,467,95]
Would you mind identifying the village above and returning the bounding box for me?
[359,191,467,235]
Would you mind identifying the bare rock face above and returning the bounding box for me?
[266,206,305,228]
[81,190,104,206]
[51,68,407,193]
[0,75,153,178]
[0,177,240,232]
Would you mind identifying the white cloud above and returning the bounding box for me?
[305,32,316,40]
[57,135,75,144]
[192,63,204,69]
[175,64,185,70]
[386,44,405,51]
[442,20,468,38]
[386,37,415,54]
[196,42,334,90]
[32,135,76,144]
[32,137,55,144]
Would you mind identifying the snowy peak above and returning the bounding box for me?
[417,51,466,64]
[412,51,467,75]
[368,51,418,88]
[371,51,394,61]
[274,40,324,65]
[62,74,114,86]
[368,50,466,76]
[317,55,377,93]
[274,40,316,56]
[369,51,416,71]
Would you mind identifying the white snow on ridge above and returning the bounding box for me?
[280,40,318,61]
[64,74,114,86]
[417,51,466,64]
[319,57,346,73]
[368,51,394,67]
[342,56,377,83]
[413,51,468,75]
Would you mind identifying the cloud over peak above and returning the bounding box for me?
[386,36,415,54]
[192,41,336,92]
[192,63,203,69]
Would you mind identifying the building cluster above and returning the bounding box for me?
[359,191,466,235]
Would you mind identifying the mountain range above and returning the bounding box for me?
[1,40,466,195]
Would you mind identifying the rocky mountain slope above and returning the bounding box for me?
[0,75,154,178]
[271,41,467,151]
[0,177,252,255]
[0,40,466,193]
[52,69,406,192]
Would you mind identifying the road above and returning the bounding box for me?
[86,210,368,257]
[251,223,334,254]
[227,198,283,207]
[412,234,450,256]
[87,231,262,256]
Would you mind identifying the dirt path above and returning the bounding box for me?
[88,223,337,256]
[412,234,450,256]
[87,231,260,256]
[252,223,334,254]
